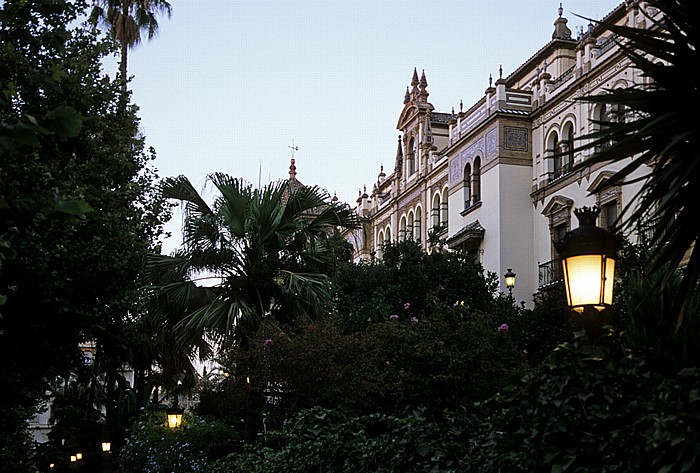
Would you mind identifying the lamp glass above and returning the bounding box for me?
[76,453,82,460]
[562,254,615,311]
[70,456,76,462]
[505,275,516,288]
[167,412,183,429]
[102,442,111,452]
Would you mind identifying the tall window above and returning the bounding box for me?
[602,200,618,232]
[472,157,481,204]
[431,194,441,229]
[463,163,472,209]
[557,123,574,173]
[407,137,417,176]
[407,211,415,240]
[399,216,407,240]
[441,188,448,227]
[414,207,422,243]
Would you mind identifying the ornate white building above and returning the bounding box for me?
[348,1,652,306]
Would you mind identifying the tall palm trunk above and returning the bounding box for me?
[119,40,128,92]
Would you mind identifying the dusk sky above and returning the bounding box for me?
[104,0,621,251]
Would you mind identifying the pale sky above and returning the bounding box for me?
[107,0,621,251]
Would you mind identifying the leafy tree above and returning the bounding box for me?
[90,0,172,88]
[577,0,700,328]
[0,0,170,469]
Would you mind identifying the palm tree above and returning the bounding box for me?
[146,172,359,349]
[146,173,358,442]
[90,0,172,88]
[576,0,700,330]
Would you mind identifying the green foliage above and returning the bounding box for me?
[0,0,171,467]
[119,411,239,473]
[210,406,476,473]
[613,241,700,369]
[201,300,527,436]
[495,289,574,366]
[333,240,495,332]
[470,330,700,473]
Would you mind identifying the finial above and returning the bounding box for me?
[543,59,548,73]
[536,66,541,78]
[404,87,410,103]
[459,99,463,113]
[499,65,503,79]
[558,2,563,17]
[289,158,297,179]
[332,192,338,202]
[411,67,419,86]
[489,74,492,88]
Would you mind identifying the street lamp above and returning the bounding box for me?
[555,206,617,313]
[166,401,184,429]
[504,268,516,297]
[101,442,111,452]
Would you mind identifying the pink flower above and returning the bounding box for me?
[403,302,411,310]
[389,314,399,321]
[263,338,273,347]
[497,323,509,332]
[410,316,419,324]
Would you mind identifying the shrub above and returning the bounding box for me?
[119,411,239,473]
[211,406,477,473]
[469,329,700,473]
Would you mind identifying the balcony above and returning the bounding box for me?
[538,258,563,290]
[547,163,573,184]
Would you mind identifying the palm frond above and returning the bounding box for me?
[573,0,700,327]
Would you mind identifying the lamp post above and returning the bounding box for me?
[555,206,617,335]
[504,268,516,300]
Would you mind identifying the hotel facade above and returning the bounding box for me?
[347,1,652,306]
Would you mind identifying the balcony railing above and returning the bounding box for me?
[538,258,563,290]
[547,163,573,184]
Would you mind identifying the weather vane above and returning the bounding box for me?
[288,140,299,158]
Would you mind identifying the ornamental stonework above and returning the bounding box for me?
[503,126,528,151]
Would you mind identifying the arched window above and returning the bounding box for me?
[385,227,392,243]
[441,188,448,227]
[557,122,575,174]
[407,137,416,176]
[463,163,472,209]
[399,216,407,241]
[472,157,481,204]
[376,230,384,258]
[407,211,415,240]
[546,131,560,182]
[431,193,441,229]
[414,206,422,243]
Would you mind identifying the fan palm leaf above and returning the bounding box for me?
[147,173,359,352]
[575,0,700,329]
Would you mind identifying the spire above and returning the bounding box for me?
[410,67,420,98]
[394,135,403,176]
[423,114,433,146]
[404,87,410,104]
[418,69,429,101]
